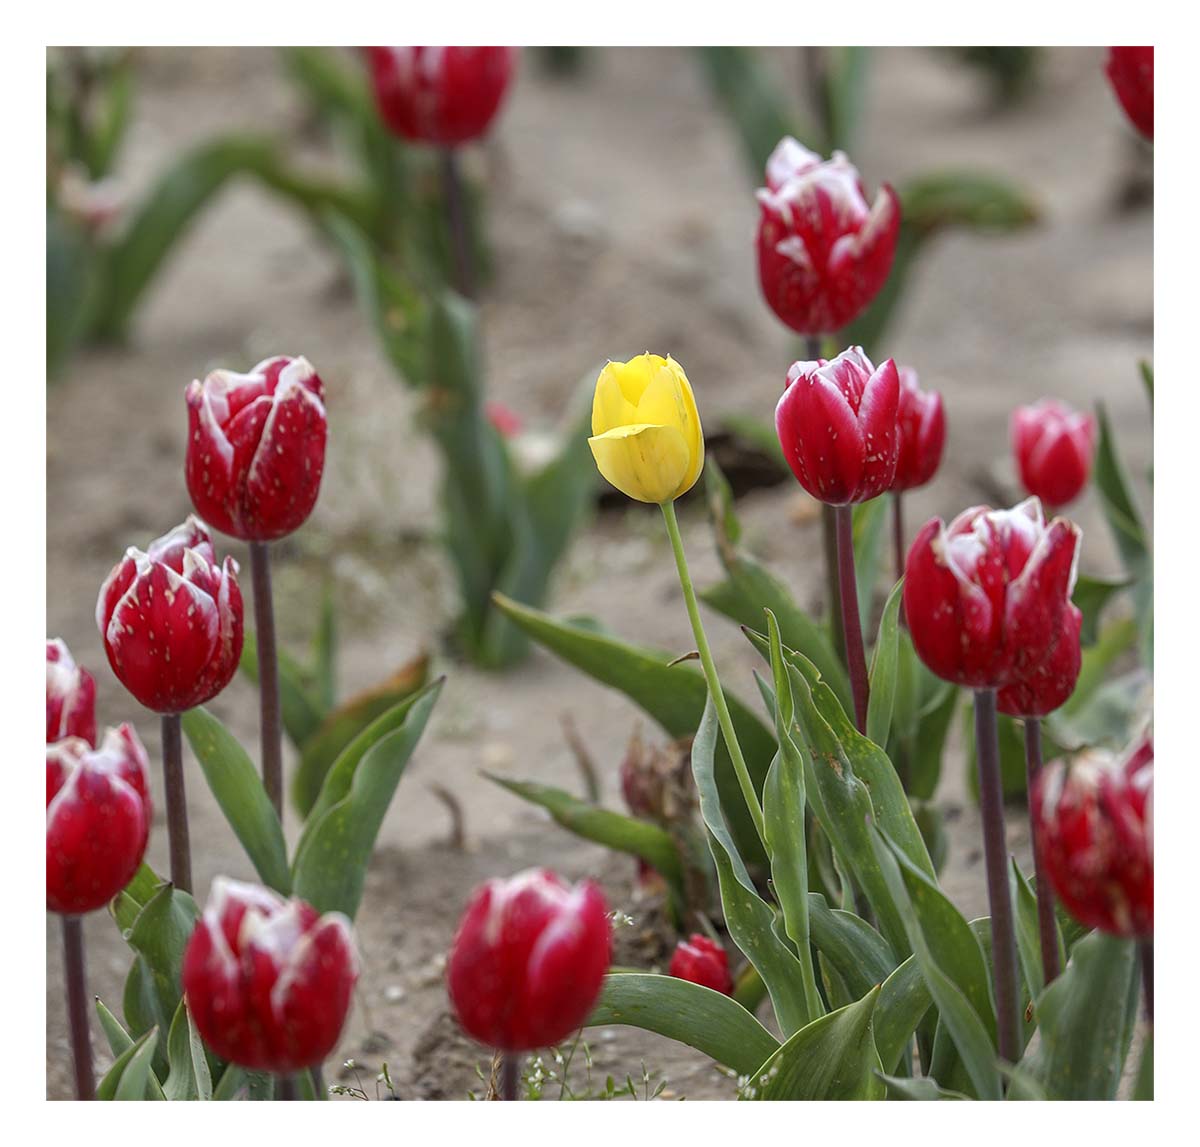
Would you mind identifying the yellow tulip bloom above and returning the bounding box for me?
[588,354,705,504]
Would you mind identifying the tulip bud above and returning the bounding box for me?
[364,47,516,146]
[1105,47,1153,140]
[46,638,96,746]
[756,138,900,335]
[904,498,1081,689]
[1031,742,1152,937]
[588,354,704,504]
[47,726,151,914]
[446,868,611,1051]
[485,401,523,439]
[891,367,946,492]
[1011,399,1095,510]
[668,934,733,995]
[97,516,244,714]
[998,602,1083,718]
[182,878,359,1073]
[185,356,327,542]
[775,347,900,505]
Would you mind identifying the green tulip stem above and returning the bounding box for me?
[1023,718,1061,985]
[60,915,95,1100]
[440,147,475,301]
[661,498,767,849]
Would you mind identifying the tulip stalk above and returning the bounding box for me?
[834,505,870,733]
[660,499,767,847]
[501,1055,519,1101]
[249,542,285,820]
[1139,940,1153,1023]
[440,148,475,301]
[60,915,95,1100]
[973,688,1021,1064]
[161,713,193,894]
[1022,718,1060,984]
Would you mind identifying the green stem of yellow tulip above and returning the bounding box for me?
[661,498,767,848]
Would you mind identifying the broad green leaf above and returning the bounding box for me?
[46,207,98,376]
[95,996,135,1059]
[875,955,932,1074]
[1134,1034,1153,1100]
[587,972,778,1076]
[163,999,213,1102]
[110,862,165,935]
[1023,929,1139,1100]
[692,696,812,1037]
[877,1074,969,1100]
[866,579,903,748]
[312,577,338,712]
[853,497,891,621]
[212,1065,274,1101]
[292,680,442,918]
[823,46,870,154]
[1139,360,1153,408]
[1009,858,1064,1000]
[292,654,430,817]
[495,593,775,867]
[98,1028,162,1101]
[807,893,897,1002]
[239,631,327,750]
[1072,573,1134,646]
[745,988,885,1100]
[182,707,291,894]
[871,827,1002,1100]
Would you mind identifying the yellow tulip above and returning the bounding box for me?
[588,354,704,504]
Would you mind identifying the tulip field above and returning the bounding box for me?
[45,46,1154,1104]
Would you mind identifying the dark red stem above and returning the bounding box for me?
[61,915,95,1100]
[250,542,284,821]
[835,504,870,733]
[501,1054,519,1101]
[1024,718,1061,985]
[1139,939,1153,1024]
[161,712,192,894]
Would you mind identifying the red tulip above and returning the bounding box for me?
[904,498,1081,689]
[185,356,327,542]
[364,47,516,146]
[97,516,244,714]
[998,603,1083,719]
[47,725,151,915]
[182,878,359,1073]
[46,638,96,747]
[446,868,611,1052]
[891,367,946,492]
[1011,399,1095,509]
[485,401,523,439]
[668,934,733,995]
[756,138,900,336]
[1031,741,1153,937]
[1105,47,1153,140]
[776,347,900,505]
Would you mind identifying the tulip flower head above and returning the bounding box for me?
[998,602,1083,719]
[776,347,900,505]
[47,725,151,914]
[1011,399,1096,510]
[364,46,516,146]
[446,868,611,1052]
[185,355,327,542]
[182,878,359,1073]
[1105,47,1154,140]
[589,354,704,504]
[756,138,900,336]
[1031,741,1153,937]
[97,516,244,714]
[904,498,1081,690]
[46,638,97,746]
[669,934,733,995]
[891,367,946,492]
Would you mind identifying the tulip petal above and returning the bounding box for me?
[589,423,692,504]
[591,365,639,436]
[854,356,901,499]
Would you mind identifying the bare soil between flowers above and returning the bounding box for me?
[46,47,1152,1100]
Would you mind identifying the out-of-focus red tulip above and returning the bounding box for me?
[1105,47,1154,140]
[46,638,96,747]
[891,367,946,492]
[47,726,151,914]
[998,603,1083,718]
[756,138,900,336]
[1032,741,1153,937]
[364,47,517,146]
[776,346,900,505]
[486,401,523,439]
[446,868,611,1052]
[1011,399,1095,509]
[668,934,733,995]
[97,516,244,714]
[904,498,1081,689]
[185,356,327,542]
[182,878,359,1073]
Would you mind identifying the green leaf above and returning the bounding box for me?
[1072,573,1134,646]
[239,632,327,751]
[877,1073,969,1100]
[870,826,1001,1100]
[164,999,213,1101]
[486,774,686,920]
[494,593,775,868]
[292,654,430,817]
[692,696,812,1037]
[46,206,99,375]
[853,496,891,622]
[312,578,338,712]
[110,862,166,934]
[587,972,778,1076]
[1134,1034,1153,1100]
[823,46,870,154]
[875,954,932,1074]
[212,1065,274,1101]
[807,893,897,1002]
[866,579,903,749]
[291,680,442,917]
[745,988,885,1100]
[95,996,135,1059]
[1009,858,1063,1000]
[98,1028,163,1101]
[1023,929,1139,1099]
[1139,360,1153,408]
[182,707,291,894]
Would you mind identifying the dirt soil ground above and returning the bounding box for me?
[46,46,1152,1100]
